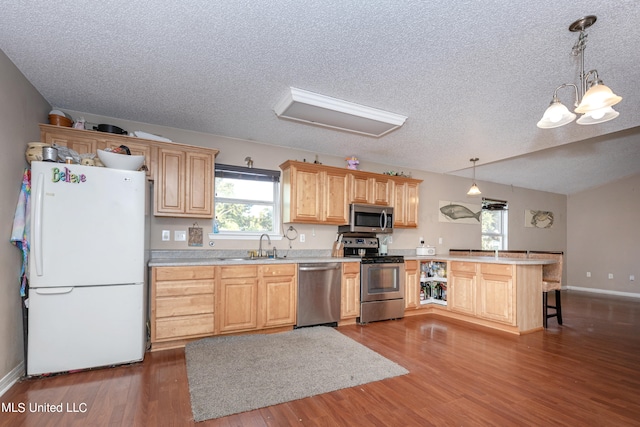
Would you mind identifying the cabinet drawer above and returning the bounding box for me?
[451,261,477,273]
[221,265,258,279]
[342,262,360,274]
[156,279,214,297]
[155,314,214,340]
[262,263,296,277]
[156,294,214,317]
[481,263,514,277]
[155,266,214,281]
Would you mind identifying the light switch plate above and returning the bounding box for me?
[162,230,170,241]
[175,230,187,241]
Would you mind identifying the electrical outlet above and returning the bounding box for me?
[387,236,393,244]
[162,230,170,241]
[586,272,591,278]
[608,273,614,279]
[175,230,186,241]
[630,275,635,281]
[438,237,443,244]
[299,234,305,243]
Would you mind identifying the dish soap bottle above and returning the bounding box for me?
[213,217,220,234]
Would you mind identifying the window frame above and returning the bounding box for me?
[481,198,508,250]
[213,164,282,240]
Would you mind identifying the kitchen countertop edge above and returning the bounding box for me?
[148,257,359,267]
[405,255,557,265]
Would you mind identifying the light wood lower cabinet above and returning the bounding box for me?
[340,262,360,320]
[449,261,477,316]
[446,261,543,333]
[404,260,420,310]
[478,263,516,325]
[259,264,297,328]
[218,264,297,334]
[151,266,215,349]
[218,265,260,333]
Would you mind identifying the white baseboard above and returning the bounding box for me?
[566,286,640,299]
[0,361,24,398]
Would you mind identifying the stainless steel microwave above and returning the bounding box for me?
[339,204,394,234]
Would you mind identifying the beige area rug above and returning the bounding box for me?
[185,326,409,422]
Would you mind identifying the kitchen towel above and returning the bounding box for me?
[10,168,31,297]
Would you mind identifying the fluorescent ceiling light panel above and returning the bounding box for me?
[274,87,407,137]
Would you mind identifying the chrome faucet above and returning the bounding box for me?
[258,234,271,258]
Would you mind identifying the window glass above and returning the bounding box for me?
[214,165,280,236]
[481,198,508,250]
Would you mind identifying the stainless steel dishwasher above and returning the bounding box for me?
[296,263,342,327]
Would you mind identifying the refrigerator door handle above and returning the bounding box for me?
[33,287,74,295]
[33,172,45,276]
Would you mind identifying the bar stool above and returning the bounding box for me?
[530,252,564,328]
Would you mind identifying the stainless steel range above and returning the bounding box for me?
[342,233,405,324]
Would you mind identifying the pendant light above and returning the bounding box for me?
[537,16,622,129]
[467,158,481,196]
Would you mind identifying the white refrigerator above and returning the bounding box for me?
[28,161,147,376]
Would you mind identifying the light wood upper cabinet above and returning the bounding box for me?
[281,160,421,226]
[349,172,392,206]
[155,146,214,218]
[393,180,420,228]
[280,161,349,224]
[341,262,360,320]
[39,124,219,218]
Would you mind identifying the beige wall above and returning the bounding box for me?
[567,173,640,295]
[0,50,50,385]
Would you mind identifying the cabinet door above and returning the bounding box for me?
[393,183,407,227]
[478,264,516,325]
[290,165,322,222]
[261,274,296,328]
[340,262,360,319]
[156,148,186,215]
[185,151,213,217]
[449,268,476,315]
[405,182,419,228]
[350,173,370,204]
[218,266,259,333]
[323,169,349,224]
[371,177,392,206]
[404,260,420,309]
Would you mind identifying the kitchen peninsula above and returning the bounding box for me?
[405,254,557,334]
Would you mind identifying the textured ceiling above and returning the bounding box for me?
[1,0,639,195]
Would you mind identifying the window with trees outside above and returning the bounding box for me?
[481,198,508,250]
[214,164,280,237]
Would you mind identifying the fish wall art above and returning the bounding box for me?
[525,209,554,228]
[439,201,482,224]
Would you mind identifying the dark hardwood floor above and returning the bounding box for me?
[2,290,640,426]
